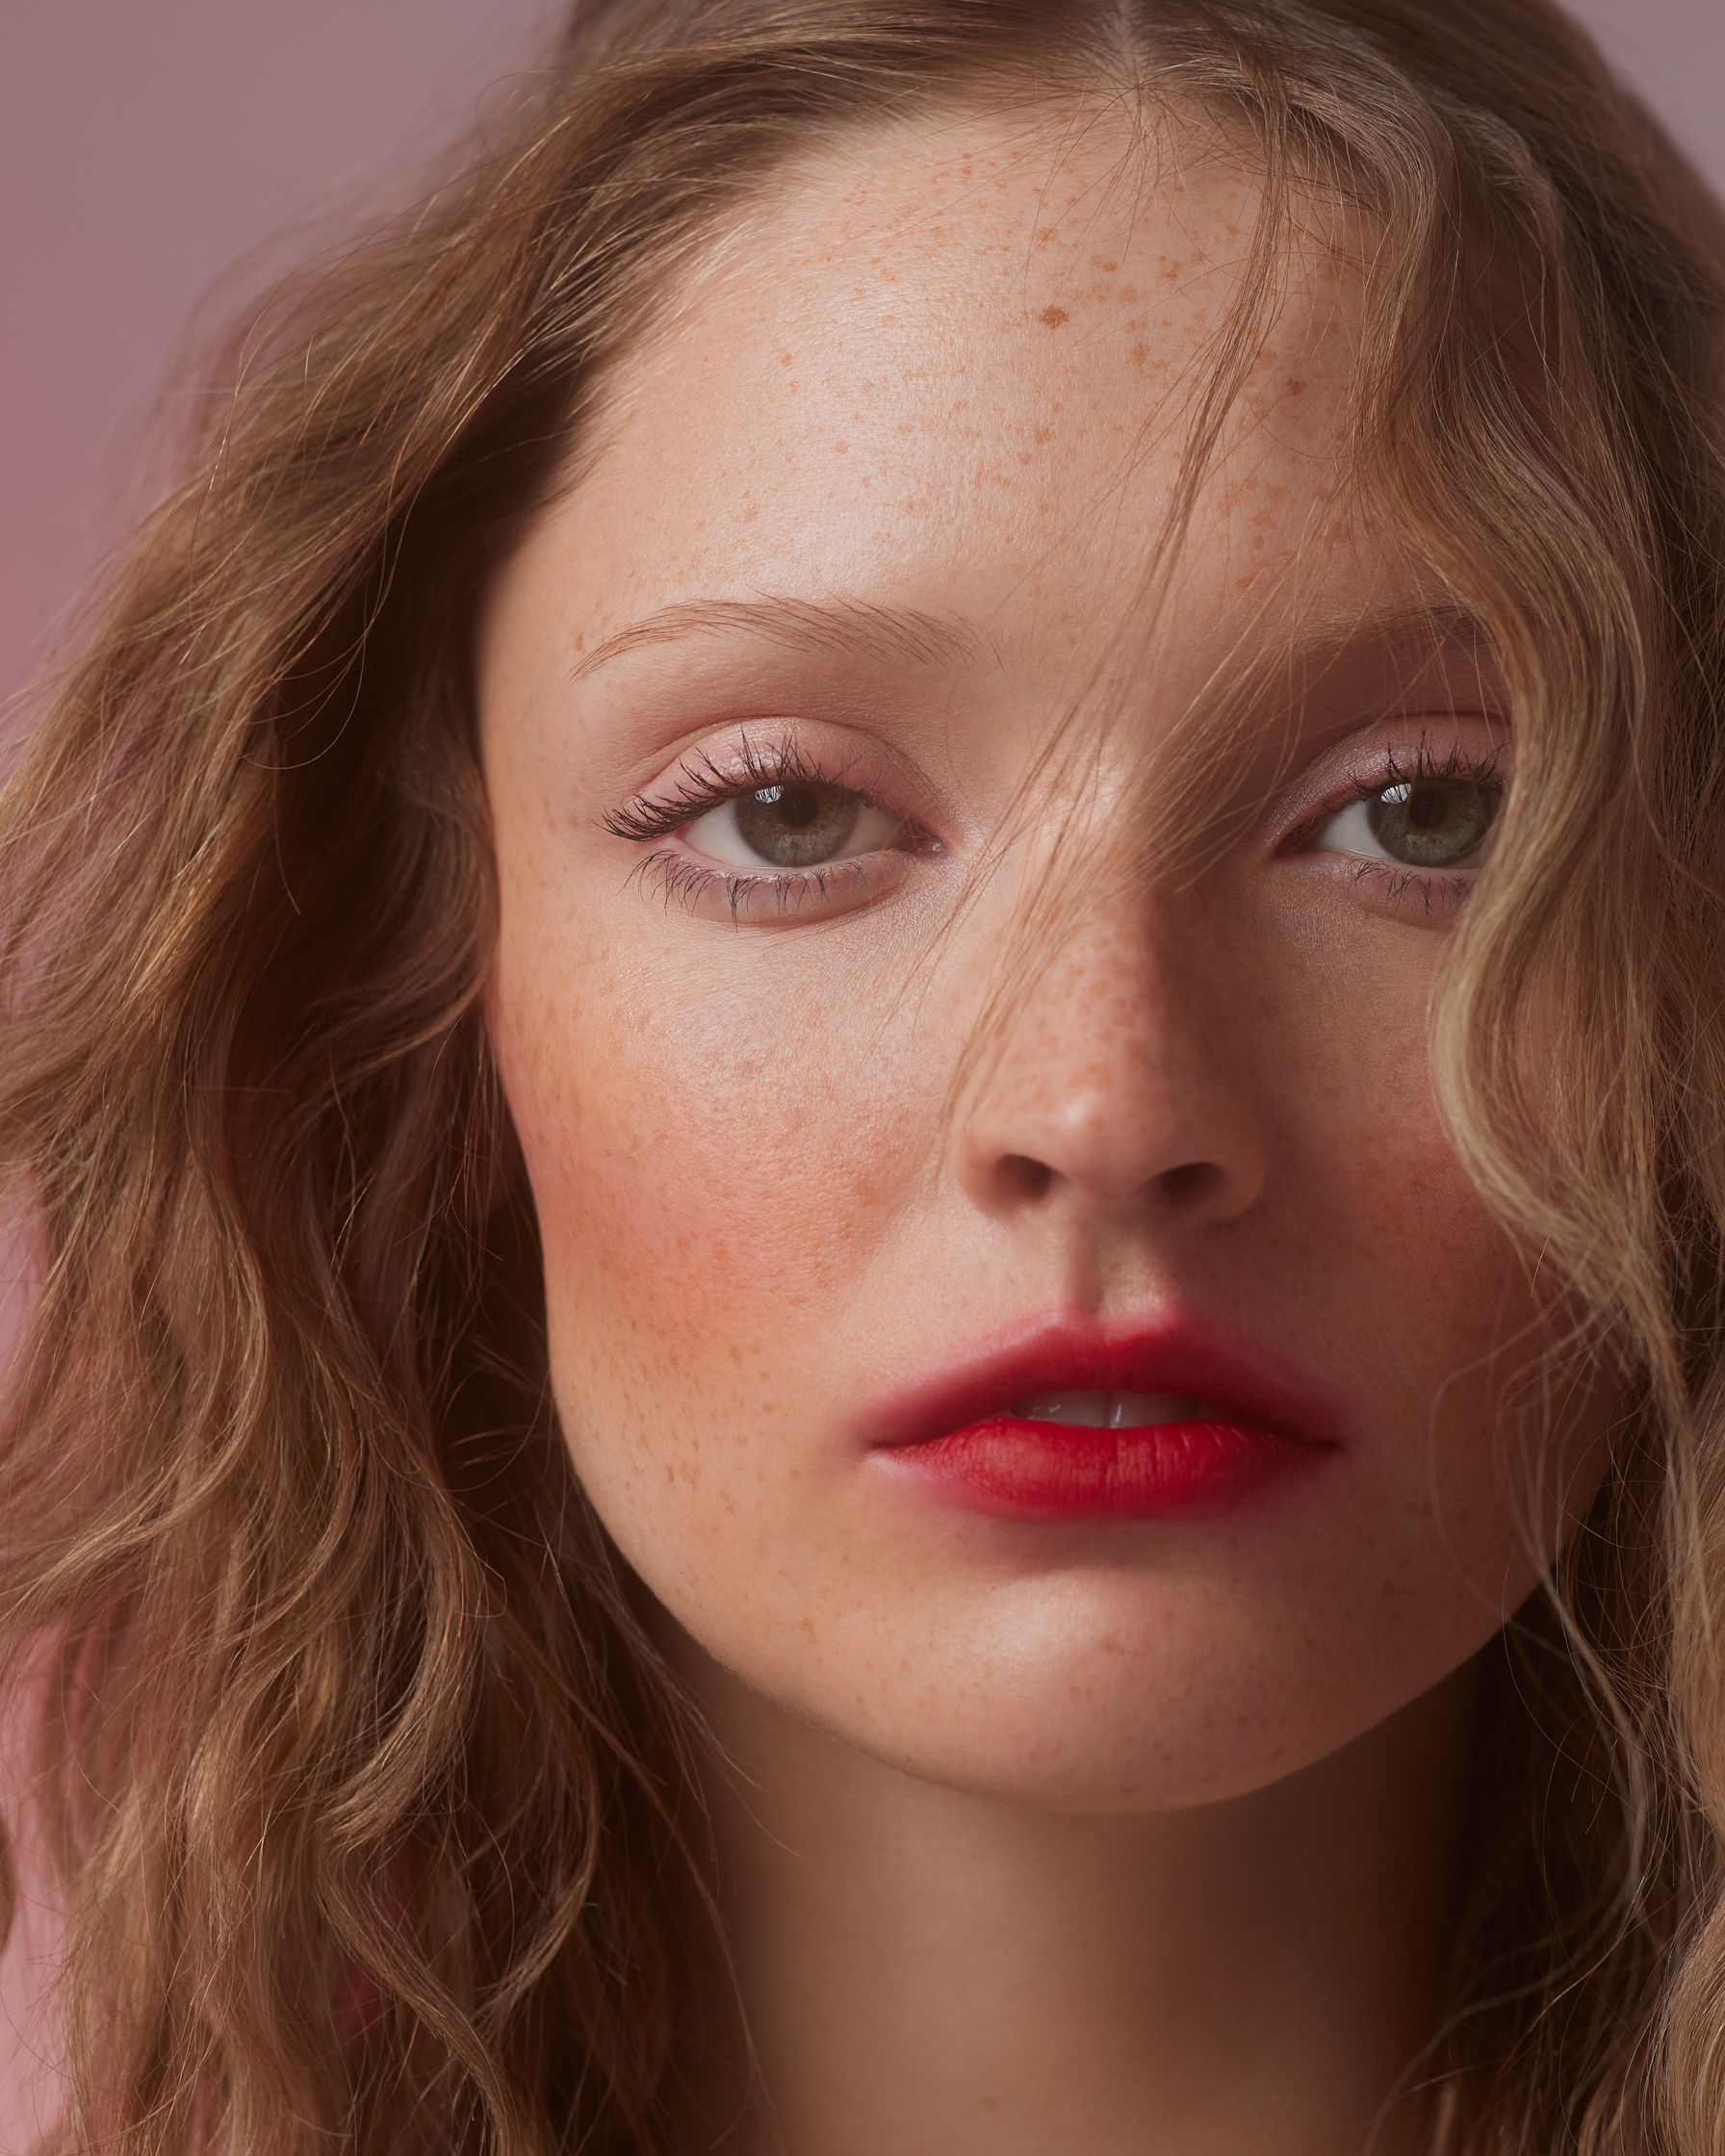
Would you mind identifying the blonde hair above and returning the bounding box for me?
[4,1,1725,2149]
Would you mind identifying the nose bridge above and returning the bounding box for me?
[950,871,1265,1227]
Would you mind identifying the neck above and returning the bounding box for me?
[645,1612,1480,2156]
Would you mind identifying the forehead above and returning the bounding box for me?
[497,93,1412,702]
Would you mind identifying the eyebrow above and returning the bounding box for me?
[566,588,1497,720]
[1276,598,1491,674]
[567,591,1002,685]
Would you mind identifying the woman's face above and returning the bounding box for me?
[476,96,1627,1811]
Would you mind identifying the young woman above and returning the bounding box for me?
[3,1,1723,2150]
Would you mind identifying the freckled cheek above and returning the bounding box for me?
[492,941,898,1466]
[1306,1017,1620,1554]
[1293,1005,1513,1372]
[1285,991,1482,1282]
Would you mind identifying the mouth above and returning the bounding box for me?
[859,1307,1351,1455]
[857,1312,1349,1522]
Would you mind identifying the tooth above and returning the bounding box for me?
[1010,1391,1211,1427]
[1012,1391,1112,1427]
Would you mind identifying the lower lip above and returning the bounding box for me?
[874,1413,1329,1521]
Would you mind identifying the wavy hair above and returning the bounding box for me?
[4,1,1725,2149]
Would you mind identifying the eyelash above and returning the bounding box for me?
[601,728,1508,924]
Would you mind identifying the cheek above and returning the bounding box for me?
[486,914,923,1555]
[1293,979,1621,1604]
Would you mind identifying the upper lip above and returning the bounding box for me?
[861,1307,1352,1451]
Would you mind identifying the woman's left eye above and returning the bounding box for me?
[1296,735,1509,916]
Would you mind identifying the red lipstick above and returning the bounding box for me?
[860,1307,1348,1522]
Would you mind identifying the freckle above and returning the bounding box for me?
[742,503,760,522]
[1017,449,1033,463]
[1286,376,1307,394]
[1033,424,1053,444]
[786,381,798,394]
[665,1465,674,1483]
[1038,304,1069,328]
[1120,283,1140,302]
[778,350,791,366]
[834,441,848,453]
[1131,342,1148,366]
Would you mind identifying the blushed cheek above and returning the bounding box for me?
[487,932,914,1542]
[1363,1119,1619,1573]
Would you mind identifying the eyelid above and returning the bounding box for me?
[605,717,948,837]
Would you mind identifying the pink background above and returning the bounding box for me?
[6,0,1725,713]
[1,0,1722,2143]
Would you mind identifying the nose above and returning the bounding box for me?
[949,898,1267,1236]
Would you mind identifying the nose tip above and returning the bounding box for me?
[970,1106,1252,1226]
[948,929,1266,1234]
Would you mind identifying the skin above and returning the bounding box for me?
[476,90,1632,2156]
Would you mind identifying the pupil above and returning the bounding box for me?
[760,783,819,832]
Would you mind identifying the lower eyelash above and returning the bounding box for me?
[628,848,878,925]
[1340,860,1470,917]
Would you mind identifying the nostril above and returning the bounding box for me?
[1160,1160,1222,1203]
[1004,1155,1054,1199]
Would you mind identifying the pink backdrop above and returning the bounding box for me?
[7,0,1725,706]
[2,0,1723,2143]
